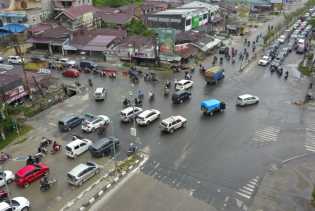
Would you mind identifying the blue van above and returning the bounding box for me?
[201,99,226,116]
[204,66,224,84]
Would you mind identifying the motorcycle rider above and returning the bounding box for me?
[52,141,61,152]
[40,175,49,190]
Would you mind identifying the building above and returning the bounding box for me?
[0,73,27,104]
[177,1,220,22]
[95,6,136,27]
[55,5,97,31]
[53,0,93,11]
[146,8,209,31]
[0,11,27,24]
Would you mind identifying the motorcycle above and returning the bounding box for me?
[164,86,170,96]
[40,178,57,192]
[50,142,62,154]
[148,92,154,101]
[284,71,288,80]
[40,137,52,148]
[123,98,131,107]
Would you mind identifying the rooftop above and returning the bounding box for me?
[56,5,98,20]
[178,1,219,12]
[156,8,204,15]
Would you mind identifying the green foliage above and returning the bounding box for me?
[125,19,153,36]
[93,0,143,7]
[0,124,32,149]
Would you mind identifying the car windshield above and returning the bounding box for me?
[161,122,168,127]
[65,146,72,152]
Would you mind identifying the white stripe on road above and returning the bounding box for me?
[246,183,256,189]
[249,181,257,186]
[238,188,252,196]
[236,191,251,199]
[305,145,315,152]
[242,186,254,192]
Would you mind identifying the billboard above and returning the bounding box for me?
[153,28,176,56]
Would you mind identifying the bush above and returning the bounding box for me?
[125,19,153,36]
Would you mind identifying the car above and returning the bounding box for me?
[160,115,187,133]
[270,60,281,71]
[0,170,15,187]
[7,56,23,64]
[63,68,80,78]
[136,109,161,126]
[201,99,226,116]
[280,47,289,56]
[172,90,191,104]
[287,41,295,52]
[236,94,260,106]
[89,137,119,157]
[120,107,143,122]
[0,197,30,211]
[94,87,107,101]
[15,163,49,187]
[81,115,110,132]
[175,79,193,91]
[58,58,76,67]
[79,60,97,71]
[65,137,92,158]
[0,56,4,63]
[278,35,287,43]
[67,161,101,186]
[58,115,83,132]
[258,55,271,66]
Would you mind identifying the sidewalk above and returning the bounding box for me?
[249,154,315,211]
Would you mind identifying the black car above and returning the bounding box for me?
[89,137,119,157]
[270,61,281,72]
[58,115,83,132]
[79,60,97,71]
[172,90,191,104]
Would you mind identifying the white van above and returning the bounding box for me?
[120,107,143,122]
[65,138,92,158]
[94,88,107,101]
[236,94,260,106]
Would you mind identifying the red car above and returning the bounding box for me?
[15,163,49,187]
[63,68,80,78]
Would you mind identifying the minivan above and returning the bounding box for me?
[58,115,83,132]
[65,138,92,158]
[67,162,100,186]
[79,60,97,71]
[120,107,143,122]
[89,137,119,158]
[172,90,191,104]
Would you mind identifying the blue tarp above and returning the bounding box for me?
[201,99,221,109]
[0,23,28,36]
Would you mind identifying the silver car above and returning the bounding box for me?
[67,162,100,186]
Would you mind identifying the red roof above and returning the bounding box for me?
[59,5,98,20]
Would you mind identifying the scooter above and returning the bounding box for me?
[40,178,57,192]
[123,98,131,107]
[148,92,154,101]
[127,143,137,156]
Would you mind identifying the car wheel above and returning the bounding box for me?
[21,207,29,211]
[170,128,174,133]
[7,179,13,184]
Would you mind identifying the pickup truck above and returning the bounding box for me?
[201,99,225,116]
[204,66,224,84]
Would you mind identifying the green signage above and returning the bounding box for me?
[192,16,200,28]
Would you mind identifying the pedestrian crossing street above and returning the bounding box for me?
[304,122,315,152]
[252,127,280,144]
[235,176,260,201]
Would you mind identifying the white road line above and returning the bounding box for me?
[251,178,258,183]
[249,181,257,186]
[242,186,254,192]
[305,145,315,152]
[238,188,253,196]
[246,183,256,189]
[236,192,251,199]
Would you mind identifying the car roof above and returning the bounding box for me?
[60,115,78,122]
[16,163,47,177]
[177,79,191,84]
[95,87,104,93]
[67,139,89,147]
[238,94,253,99]
[201,99,221,107]
[68,163,90,176]
[121,107,140,113]
[91,138,112,149]
[162,116,183,123]
[0,201,10,210]
[138,109,156,118]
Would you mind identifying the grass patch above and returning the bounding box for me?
[298,62,312,76]
[0,125,32,150]
[24,62,47,71]
[116,154,141,173]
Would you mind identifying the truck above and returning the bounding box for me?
[200,99,226,116]
[204,66,224,84]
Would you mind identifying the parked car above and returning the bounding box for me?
[204,66,224,84]
[120,107,143,122]
[58,115,83,132]
[7,56,23,64]
[94,87,107,101]
[175,80,193,91]
[30,55,46,62]
[63,68,80,78]
[200,99,226,116]
[287,41,295,52]
[0,56,3,63]
[136,109,161,126]
[67,162,100,186]
[15,163,49,187]
[160,115,187,133]
[0,197,30,211]
[236,94,260,106]
[89,137,119,158]
[278,34,287,43]
[81,115,110,133]
[79,60,97,71]
[280,47,289,56]
[172,90,191,104]
[0,170,15,187]
[258,55,272,66]
[65,138,92,158]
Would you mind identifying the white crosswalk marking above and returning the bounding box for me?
[253,127,280,144]
[305,122,315,152]
[235,177,260,200]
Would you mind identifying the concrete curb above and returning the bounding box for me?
[60,155,146,211]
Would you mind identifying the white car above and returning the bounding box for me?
[175,80,193,91]
[81,115,110,132]
[94,87,107,101]
[0,56,4,63]
[278,35,287,43]
[120,107,143,122]
[7,56,23,64]
[136,109,161,126]
[258,55,271,66]
[0,197,30,211]
[160,115,187,133]
[236,94,260,106]
[65,138,92,158]
[0,170,15,187]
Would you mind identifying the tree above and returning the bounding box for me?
[125,19,153,37]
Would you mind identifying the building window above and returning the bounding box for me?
[203,14,207,20]
[185,19,191,26]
